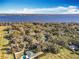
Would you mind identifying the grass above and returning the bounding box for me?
[0,26,13,59]
[38,48,79,59]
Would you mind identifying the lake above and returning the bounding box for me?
[0,14,79,23]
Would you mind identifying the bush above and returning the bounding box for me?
[50,44,60,54]
[43,42,60,54]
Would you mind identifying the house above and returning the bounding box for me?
[21,51,35,59]
[69,44,79,51]
[21,51,43,59]
[25,51,35,58]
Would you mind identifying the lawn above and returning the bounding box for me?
[0,26,13,59]
[38,48,79,59]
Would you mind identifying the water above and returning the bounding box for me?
[0,14,79,23]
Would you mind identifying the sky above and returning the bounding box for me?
[0,0,79,14]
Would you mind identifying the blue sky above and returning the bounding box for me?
[0,0,79,14]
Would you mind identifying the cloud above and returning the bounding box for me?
[0,6,79,14]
